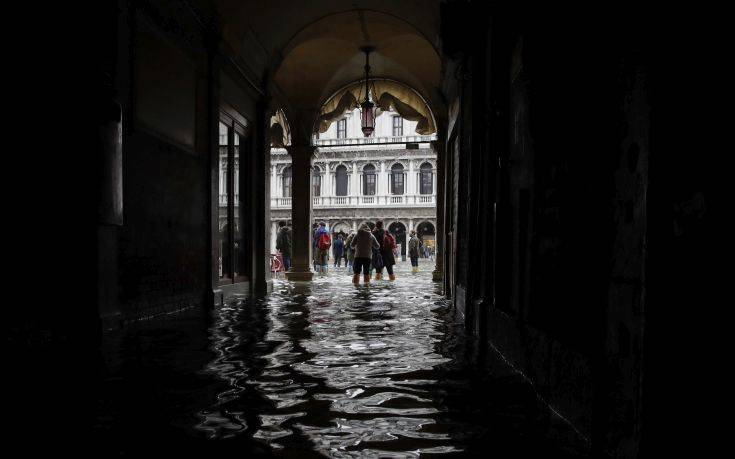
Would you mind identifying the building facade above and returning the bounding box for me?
[268,107,438,256]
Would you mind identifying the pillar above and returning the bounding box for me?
[98,93,123,331]
[270,164,276,197]
[321,163,330,198]
[251,100,270,294]
[380,160,387,196]
[271,221,278,253]
[408,160,415,195]
[351,161,359,197]
[432,139,445,282]
[285,145,316,281]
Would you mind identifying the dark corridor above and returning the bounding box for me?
[7,0,722,457]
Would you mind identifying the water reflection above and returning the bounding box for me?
[186,262,588,457]
[197,263,464,456]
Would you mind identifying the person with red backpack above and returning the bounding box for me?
[313,221,331,275]
[372,220,397,281]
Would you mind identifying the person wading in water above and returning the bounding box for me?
[349,223,380,284]
[372,220,397,281]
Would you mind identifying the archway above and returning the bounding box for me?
[388,221,407,258]
[416,221,435,258]
[331,221,350,236]
[264,9,444,282]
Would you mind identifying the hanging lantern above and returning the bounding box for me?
[360,99,375,137]
[359,46,375,137]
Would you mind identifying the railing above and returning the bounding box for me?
[314,134,436,147]
[270,194,435,209]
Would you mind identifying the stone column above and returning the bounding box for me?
[408,160,415,196]
[322,163,330,198]
[351,161,359,198]
[432,140,445,282]
[270,164,277,197]
[380,160,387,196]
[271,221,278,253]
[285,145,315,281]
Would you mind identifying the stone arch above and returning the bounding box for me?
[331,221,351,235]
[419,161,435,195]
[314,78,441,137]
[416,220,436,256]
[388,221,408,257]
[330,161,351,172]
[361,163,377,195]
[390,162,406,195]
[269,108,291,147]
[334,164,349,196]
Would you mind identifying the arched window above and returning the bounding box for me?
[282,166,292,197]
[362,164,376,195]
[335,165,348,196]
[391,163,405,195]
[420,162,433,195]
[312,166,321,197]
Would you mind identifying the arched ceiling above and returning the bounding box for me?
[212,1,443,117]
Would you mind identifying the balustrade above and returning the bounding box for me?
[271,194,434,208]
[314,134,436,147]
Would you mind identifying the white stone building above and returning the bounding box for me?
[269,107,438,257]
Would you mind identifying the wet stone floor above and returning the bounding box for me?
[94,259,590,457]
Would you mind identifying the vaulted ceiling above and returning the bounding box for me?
[212,1,444,118]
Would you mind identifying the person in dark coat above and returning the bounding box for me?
[275,220,292,271]
[408,229,420,273]
[332,234,344,267]
[372,220,397,281]
[344,230,356,272]
[350,224,380,284]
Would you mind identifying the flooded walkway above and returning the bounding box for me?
[94,260,589,457]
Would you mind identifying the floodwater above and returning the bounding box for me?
[94,260,589,457]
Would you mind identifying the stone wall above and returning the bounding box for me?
[117,131,208,324]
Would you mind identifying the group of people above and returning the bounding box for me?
[275,220,425,283]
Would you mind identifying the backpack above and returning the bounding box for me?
[382,232,396,252]
[317,232,331,251]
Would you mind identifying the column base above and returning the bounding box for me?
[432,269,443,282]
[285,270,314,281]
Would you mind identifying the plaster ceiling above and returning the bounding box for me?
[213,1,443,114]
